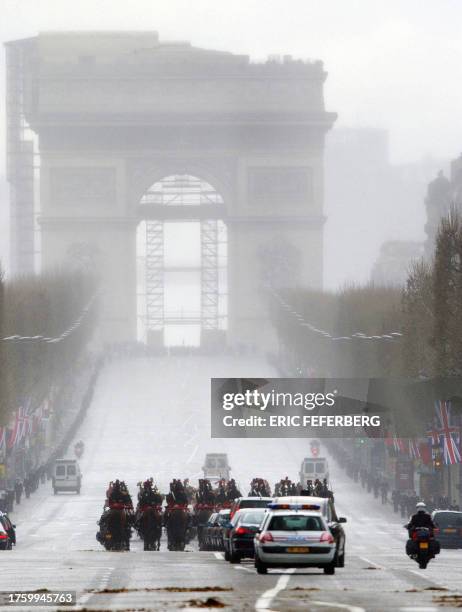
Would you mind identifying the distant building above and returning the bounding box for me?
[325,127,446,288]
[371,241,424,286]
[424,153,462,258]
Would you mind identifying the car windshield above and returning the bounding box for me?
[268,514,325,531]
[239,511,265,525]
[239,500,270,509]
[434,512,462,527]
[217,514,230,525]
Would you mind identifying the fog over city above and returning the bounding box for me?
[1,0,461,287]
[2,3,462,608]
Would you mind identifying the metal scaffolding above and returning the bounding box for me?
[145,220,164,331]
[142,175,225,337]
[200,219,219,330]
[5,39,37,276]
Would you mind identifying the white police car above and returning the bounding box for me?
[253,502,336,575]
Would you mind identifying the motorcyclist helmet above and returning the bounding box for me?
[416,501,427,510]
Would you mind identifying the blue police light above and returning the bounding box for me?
[267,503,321,511]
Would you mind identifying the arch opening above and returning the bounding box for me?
[137,174,227,347]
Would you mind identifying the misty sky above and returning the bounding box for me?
[1,0,461,285]
[1,0,461,163]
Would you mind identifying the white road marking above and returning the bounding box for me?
[234,565,254,573]
[255,568,294,610]
[408,569,445,584]
[214,552,224,560]
[312,602,365,612]
[399,608,438,612]
[359,556,385,570]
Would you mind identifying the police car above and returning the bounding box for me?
[253,502,336,575]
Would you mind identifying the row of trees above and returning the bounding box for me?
[0,268,98,426]
[272,209,462,380]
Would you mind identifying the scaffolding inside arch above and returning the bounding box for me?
[143,175,226,341]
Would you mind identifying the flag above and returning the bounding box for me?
[435,400,461,466]
[426,418,441,448]
[7,407,23,450]
[409,439,421,460]
[419,440,432,465]
[393,435,407,455]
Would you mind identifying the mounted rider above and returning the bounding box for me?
[215,479,227,505]
[108,479,133,508]
[226,478,241,500]
[197,479,215,506]
[248,477,271,497]
[97,479,133,549]
[166,479,188,507]
[138,480,163,507]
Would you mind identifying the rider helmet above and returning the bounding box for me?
[416,501,427,510]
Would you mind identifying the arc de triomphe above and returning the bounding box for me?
[6,32,336,348]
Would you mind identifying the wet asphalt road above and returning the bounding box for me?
[2,356,462,611]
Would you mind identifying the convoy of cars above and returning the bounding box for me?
[196,481,349,575]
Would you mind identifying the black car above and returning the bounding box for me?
[432,510,462,548]
[0,513,15,550]
[224,508,267,563]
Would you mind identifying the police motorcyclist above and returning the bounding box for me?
[406,502,435,537]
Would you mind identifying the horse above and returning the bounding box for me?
[104,505,130,551]
[139,506,163,551]
[165,506,189,551]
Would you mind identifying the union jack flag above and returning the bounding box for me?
[408,439,421,460]
[434,400,461,465]
[393,435,407,454]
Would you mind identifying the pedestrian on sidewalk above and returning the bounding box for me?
[14,479,23,505]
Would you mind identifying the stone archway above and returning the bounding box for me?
[23,32,336,350]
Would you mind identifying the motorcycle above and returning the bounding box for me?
[405,526,440,569]
[74,441,84,459]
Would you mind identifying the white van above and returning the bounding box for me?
[52,459,82,494]
[299,457,329,486]
[202,453,231,482]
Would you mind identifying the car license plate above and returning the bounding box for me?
[444,528,456,533]
[419,542,429,549]
[287,547,309,553]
